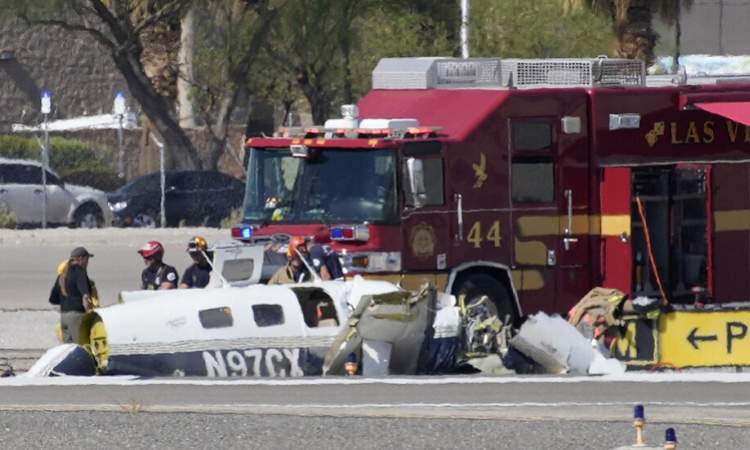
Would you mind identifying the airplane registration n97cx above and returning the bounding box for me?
[30,277,445,378]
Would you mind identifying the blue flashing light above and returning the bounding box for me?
[231,224,253,241]
[633,404,644,420]
[665,428,677,443]
[331,228,344,239]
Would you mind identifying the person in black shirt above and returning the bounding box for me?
[306,243,345,281]
[180,236,212,289]
[138,240,178,290]
[49,247,94,343]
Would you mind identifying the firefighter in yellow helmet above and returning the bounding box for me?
[179,236,212,289]
[267,236,314,284]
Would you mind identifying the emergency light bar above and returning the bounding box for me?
[330,224,370,242]
[231,224,253,241]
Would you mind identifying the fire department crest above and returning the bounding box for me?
[410,223,436,259]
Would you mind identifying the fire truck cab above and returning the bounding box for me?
[241,57,750,324]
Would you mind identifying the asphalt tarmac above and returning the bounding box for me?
[2,229,750,448]
[0,228,229,309]
[2,377,750,449]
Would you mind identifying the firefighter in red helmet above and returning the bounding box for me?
[138,240,179,290]
[268,236,314,284]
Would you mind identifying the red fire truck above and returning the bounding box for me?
[237,57,750,324]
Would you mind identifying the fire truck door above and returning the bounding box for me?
[554,137,592,313]
[599,167,632,294]
[401,146,451,274]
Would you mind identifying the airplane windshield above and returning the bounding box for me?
[243,147,398,224]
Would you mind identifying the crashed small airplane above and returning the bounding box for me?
[29,242,450,377]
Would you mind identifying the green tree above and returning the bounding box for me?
[472,0,611,58]
[190,0,280,169]
[351,7,453,96]
[264,0,380,124]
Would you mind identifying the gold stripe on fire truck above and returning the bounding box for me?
[714,209,750,232]
[362,273,449,292]
[517,210,750,235]
[514,239,548,266]
[510,269,545,291]
[515,214,630,237]
[363,267,545,293]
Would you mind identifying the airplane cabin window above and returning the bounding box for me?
[199,307,234,328]
[290,287,339,328]
[222,258,255,282]
[252,304,285,327]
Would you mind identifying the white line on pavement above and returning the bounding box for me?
[3,371,750,387]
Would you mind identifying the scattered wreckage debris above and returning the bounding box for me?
[323,284,436,376]
[28,272,750,378]
[0,357,15,377]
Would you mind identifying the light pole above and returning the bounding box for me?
[148,133,167,228]
[461,0,470,58]
[114,91,126,178]
[40,90,51,229]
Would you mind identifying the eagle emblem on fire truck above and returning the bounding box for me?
[645,121,665,147]
[410,223,436,259]
[472,152,488,189]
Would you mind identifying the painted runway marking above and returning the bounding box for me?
[4,371,750,387]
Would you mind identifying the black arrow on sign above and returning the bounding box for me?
[687,327,718,350]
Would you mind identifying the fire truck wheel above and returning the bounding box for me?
[455,273,516,325]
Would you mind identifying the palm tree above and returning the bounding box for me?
[565,0,693,67]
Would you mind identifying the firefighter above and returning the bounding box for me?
[179,236,212,289]
[138,240,179,290]
[305,240,345,281]
[268,236,314,284]
[48,247,95,343]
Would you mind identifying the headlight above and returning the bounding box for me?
[342,251,401,273]
[108,201,127,212]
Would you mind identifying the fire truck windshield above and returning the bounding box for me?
[243,147,399,224]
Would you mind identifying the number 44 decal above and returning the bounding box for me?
[467,220,501,249]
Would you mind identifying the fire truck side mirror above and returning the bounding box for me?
[405,157,426,208]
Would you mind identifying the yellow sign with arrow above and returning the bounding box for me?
[658,310,750,368]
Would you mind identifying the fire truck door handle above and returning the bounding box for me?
[563,236,578,251]
[454,193,463,241]
[564,189,573,235]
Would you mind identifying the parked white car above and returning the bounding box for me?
[0,157,112,227]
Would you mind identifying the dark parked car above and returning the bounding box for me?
[107,170,245,227]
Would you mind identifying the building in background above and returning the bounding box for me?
[656,0,750,56]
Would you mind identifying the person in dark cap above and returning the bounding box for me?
[48,247,95,343]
